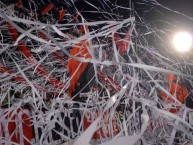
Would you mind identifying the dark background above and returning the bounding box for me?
[135,0,193,31]
[2,0,193,30]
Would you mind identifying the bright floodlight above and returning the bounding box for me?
[173,32,192,52]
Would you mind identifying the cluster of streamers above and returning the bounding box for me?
[0,0,193,145]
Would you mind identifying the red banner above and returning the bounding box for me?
[0,109,33,145]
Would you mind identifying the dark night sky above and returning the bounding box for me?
[135,0,193,32]
[158,0,193,17]
[2,0,193,32]
[159,0,193,30]
[73,0,193,33]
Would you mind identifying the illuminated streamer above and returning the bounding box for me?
[0,1,192,145]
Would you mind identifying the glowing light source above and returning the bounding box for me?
[173,32,192,52]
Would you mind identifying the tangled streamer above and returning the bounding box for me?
[0,0,193,145]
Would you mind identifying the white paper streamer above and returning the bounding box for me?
[0,0,193,145]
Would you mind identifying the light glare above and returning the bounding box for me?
[173,32,192,52]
